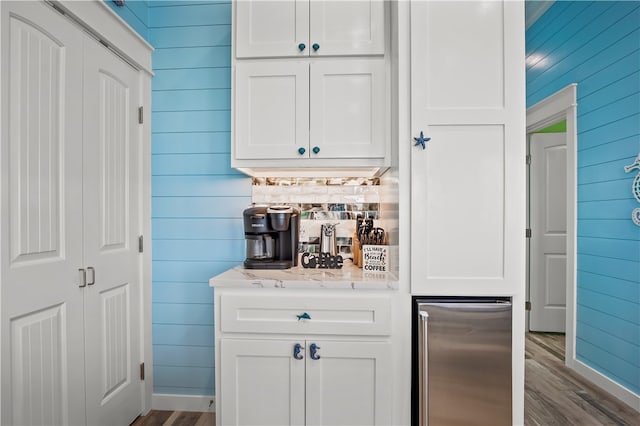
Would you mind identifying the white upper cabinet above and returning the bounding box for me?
[236,0,384,58]
[309,59,386,159]
[235,59,385,161]
[232,0,389,175]
[409,0,525,295]
[308,0,385,56]
[235,61,310,160]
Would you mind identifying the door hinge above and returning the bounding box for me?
[138,106,144,124]
[525,301,532,311]
[526,228,532,238]
[138,235,144,253]
[140,362,145,380]
[526,154,532,165]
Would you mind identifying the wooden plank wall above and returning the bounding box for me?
[148,0,250,396]
[526,1,639,395]
[105,0,149,39]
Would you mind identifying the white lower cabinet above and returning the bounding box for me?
[221,339,391,426]
[216,292,393,426]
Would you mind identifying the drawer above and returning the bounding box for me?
[220,294,391,336]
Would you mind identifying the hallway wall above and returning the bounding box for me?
[527,0,639,396]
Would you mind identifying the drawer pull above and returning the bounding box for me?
[293,343,304,360]
[296,312,311,321]
[310,343,321,360]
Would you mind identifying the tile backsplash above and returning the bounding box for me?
[251,177,383,259]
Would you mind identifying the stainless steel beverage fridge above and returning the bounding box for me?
[412,297,512,426]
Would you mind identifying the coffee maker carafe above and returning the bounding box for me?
[243,205,300,269]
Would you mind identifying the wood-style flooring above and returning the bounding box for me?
[131,332,639,425]
[131,410,214,426]
[525,332,638,425]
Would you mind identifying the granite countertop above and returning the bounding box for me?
[209,263,399,290]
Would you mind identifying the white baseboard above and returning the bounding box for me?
[567,358,640,412]
[151,394,216,413]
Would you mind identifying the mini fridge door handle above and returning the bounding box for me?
[418,311,429,426]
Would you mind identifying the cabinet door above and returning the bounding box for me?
[309,0,385,56]
[235,61,310,160]
[0,2,86,424]
[410,0,525,295]
[310,59,386,159]
[82,36,142,426]
[236,0,309,58]
[220,339,306,426]
[305,341,392,426]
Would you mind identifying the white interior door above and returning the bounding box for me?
[0,2,86,424]
[82,36,142,425]
[529,132,567,332]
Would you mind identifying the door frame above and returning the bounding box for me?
[525,84,577,365]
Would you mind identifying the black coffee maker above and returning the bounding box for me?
[243,205,300,269]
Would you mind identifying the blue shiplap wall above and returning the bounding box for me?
[527,1,640,394]
[108,0,249,397]
[148,0,250,396]
[105,0,149,39]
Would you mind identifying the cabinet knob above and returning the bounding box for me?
[413,131,431,150]
[298,147,306,155]
[293,343,304,360]
[296,312,311,321]
[312,146,320,154]
[312,43,320,51]
[310,343,321,360]
[298,43,306,51]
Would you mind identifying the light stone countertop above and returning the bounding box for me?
[209,263,399,290]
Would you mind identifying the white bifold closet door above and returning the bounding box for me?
[82,35,142,426]
[1,1,142,425]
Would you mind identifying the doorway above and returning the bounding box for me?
[528,126,567,333]
[525,84,577,365]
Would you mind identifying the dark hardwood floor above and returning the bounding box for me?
[131,333,639,425]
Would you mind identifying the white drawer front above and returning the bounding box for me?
[220,294,391,336]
